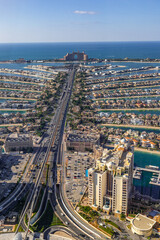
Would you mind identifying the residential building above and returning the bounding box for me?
[5,133,33,152]
[88,138,134,216]
[66,131,100,152]
[88,168,107,208]
[131,214,156,237]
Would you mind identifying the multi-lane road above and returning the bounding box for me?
[0,66,108,240]
[48,68,108,240]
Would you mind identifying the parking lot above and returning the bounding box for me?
[0,153,30,201]
[64,151,94,207]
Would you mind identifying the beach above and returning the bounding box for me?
[0,123,23,127]
[0,78,44,85]
[97,108,160,111]
[100,123,160,130]
[0,87,42,93]
[0,108,28,112]
[95,94,160,101]
[0,70,53,80]
[135,147,160,155]
[0,97,36,101]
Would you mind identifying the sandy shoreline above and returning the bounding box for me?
[135,147,160,155]
[0,108,28,111]
[0,97,36,101]
[105,143,160,155]
[0,70,52,80]
[24,66,57,74]
[0,78,44,85]
[100,123,160,130]
[0,87,42,93]
[97,108,160,111]
[89,76,160,85]
[94,94,160,101]
[90,84,160,93]
[0,123,23,127]
[0,60,160,64]
[111,61,160,64]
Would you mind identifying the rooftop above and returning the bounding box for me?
[6,133,31,143]
[132,214,156,231]
[67,132,99,143]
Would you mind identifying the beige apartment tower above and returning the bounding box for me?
[112,174,129,215]
[88,138,134,215]
[88,168,107,208]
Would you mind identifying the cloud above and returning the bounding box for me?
[74,10,96,15]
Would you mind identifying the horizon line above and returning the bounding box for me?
[0,40,160,44]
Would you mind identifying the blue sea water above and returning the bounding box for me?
[134,151,160,199]
[0,42,160,61]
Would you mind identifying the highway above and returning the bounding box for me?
[43,225,79,240]
[14,70,73,238]
[1,66,108,240]
[48,67,108,240]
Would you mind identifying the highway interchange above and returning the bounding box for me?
[0,66,108,240]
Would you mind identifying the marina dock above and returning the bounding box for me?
[133,166,160,186]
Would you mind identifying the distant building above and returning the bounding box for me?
[131,214,156,237]
[5,133,33,152]
[63,51,88,61]
[15,58,26,63]
[66,131,100,152]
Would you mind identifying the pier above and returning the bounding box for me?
[133,167,160,186]
[135,167,160,174]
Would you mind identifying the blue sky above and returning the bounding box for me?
[0,0,160,43]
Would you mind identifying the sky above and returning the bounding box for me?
[0,0,160,43]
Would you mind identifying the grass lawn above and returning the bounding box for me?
[128,214,136,218]
[99,225,114,237]
[105,219,121,230]
[14,224,24,232]
[32,186,44,215]
[31,201,63,232]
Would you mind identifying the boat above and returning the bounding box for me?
[146,165,159,170]
[151,178,157,182]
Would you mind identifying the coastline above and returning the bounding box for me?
[111,60,160,64]
[0,97,36,101]
[24,66,57,74]
[100,123,160,130]
[0,70,53,80]
[0,123,23,127]
[91,84,160,93]
[0,87,42,93]
[97,108,160,111]
[105,144,160,155]
[0,108,28,112]
[90,76,160,84]
[135,147,160,155]
[0,60,160,64]
[94,94,160,100]
[0,79,44,85]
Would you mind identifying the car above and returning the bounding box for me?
[61,212,65,216]
[65,221,69,225]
